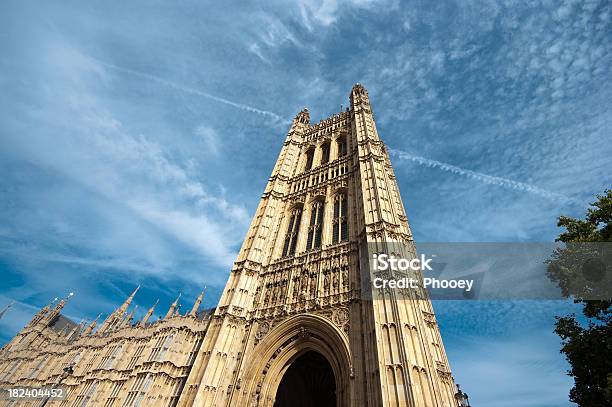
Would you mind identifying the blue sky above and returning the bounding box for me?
[0,1,610,406]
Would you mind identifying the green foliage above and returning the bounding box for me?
[557,189,612,242]
[547,190,612,406]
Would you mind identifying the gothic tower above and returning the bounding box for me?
[178,85,458,407]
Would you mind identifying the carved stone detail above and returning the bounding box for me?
[255,321,270,341]
[331,308,350,329]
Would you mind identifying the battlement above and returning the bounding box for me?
[302,110,350,141]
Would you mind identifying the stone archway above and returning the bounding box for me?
[274,350,336,407]
[234,314,352,407]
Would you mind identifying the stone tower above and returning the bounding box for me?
[178,85,458,406]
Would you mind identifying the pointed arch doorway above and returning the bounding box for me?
[273,350,336,407]
[234,314,352,407]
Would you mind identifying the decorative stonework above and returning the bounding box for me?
[254,321,271,343]
[331,308,350,332]
[0,85,459,407]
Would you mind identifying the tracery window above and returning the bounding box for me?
[320,142,330,164]
[333,193,348,243]
[104,382,124,407]
[304,149,315,171]
[148,334,173,362]
[28,357,47,379]
[99,344,122,369]
[123,373,153,407]
[73,380,98,407]
[337,137,347,157]
[127,344,145,369]
[306,200,325,250]
[282,207,303,257]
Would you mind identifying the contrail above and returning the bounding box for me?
[389,149,572,202]
[90,57,289,125]
[79,57,572,203]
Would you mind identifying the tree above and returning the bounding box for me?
[546,189,612,406]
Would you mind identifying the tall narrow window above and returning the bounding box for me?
[123,373,153,407]
[104,382,124,407]
[148,334,174,362]
[306,200,325,250]
[99,344,122,370]
[320,142,330,164]
[29,357,47,378]
[282,207,303,257]
[156,335,173,361]
[2,361,20,381]
[333,193,348,243]
[127,345,145,369]
[304,149,314,171]
[337,137,347,157]
[73,380,98,407]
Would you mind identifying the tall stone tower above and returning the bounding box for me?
[178,84,458,407]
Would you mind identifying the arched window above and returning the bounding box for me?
[337,137,347,157]
[306,200,325,250]
[282,207,303,257]
[333,193,348,243]
[320,142,330,164]
[304,149,315,171]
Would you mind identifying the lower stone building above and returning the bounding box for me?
[0,288,210,406]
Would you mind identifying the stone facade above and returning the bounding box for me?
[0,289,210,406]
[0,84,459,406]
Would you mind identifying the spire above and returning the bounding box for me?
[165,293,181,319]
[43,292,73,325]
[190,289,206,317]
[83,314,101,335]
[28,300,52,327]
[140,299,159,326]
[118,286,140,315]
[54,292,74,312]
[100,286,139,332]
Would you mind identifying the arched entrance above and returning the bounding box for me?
[234,314,352,407]
[274,351,336,407]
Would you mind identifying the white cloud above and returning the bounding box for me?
[297,0,390,30]
[248,42,271,64]
[2,42,251,278]
[127,201,237,272]
[246,14,307,66]
[448,329,574,407]
[196,125,221,156]
[259,15,302,48]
